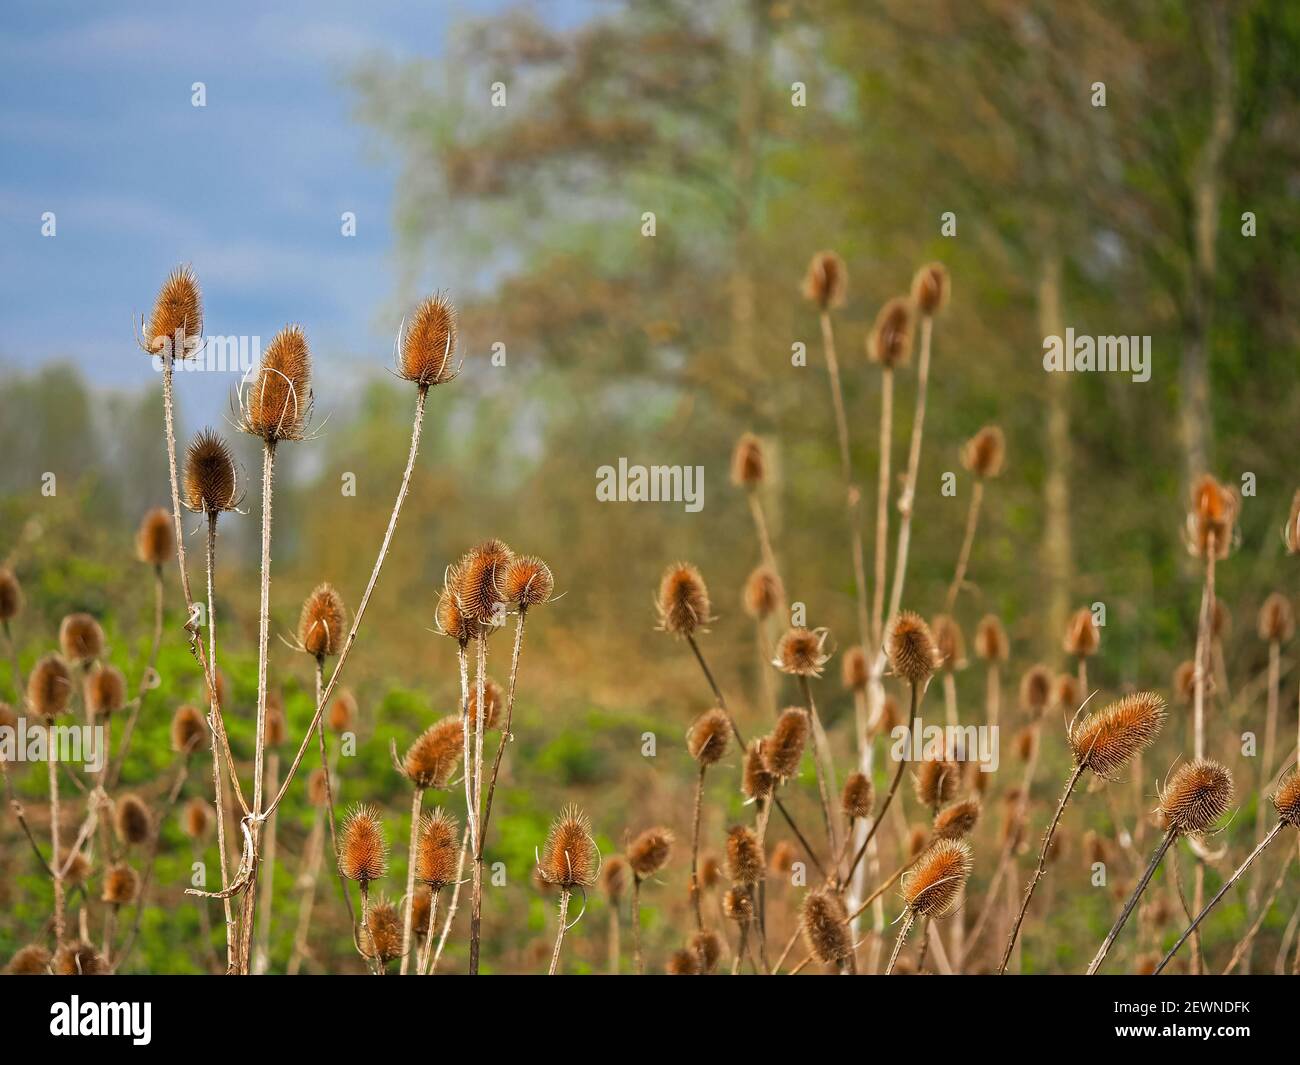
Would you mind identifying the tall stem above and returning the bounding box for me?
[797,675,839,858]
[631,874,645,975]
[689,763,706,931]
[945,480,984,612]
[48,739,64,942]
[314,658,353,927]
[479,607,527,844]
[202,515,235,969]
[468,634,487,975]
[1250,641,1281,912]
[429,825,469,974]
[400,787,423,975]
[871,366,893,646]
[885,912,915,975]
[253,750,280,973]
[548,889,571,975]
[1086,829,1176,975]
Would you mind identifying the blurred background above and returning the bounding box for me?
[2,0,1299,974]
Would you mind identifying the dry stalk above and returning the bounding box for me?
[945,481,984,612]
[1086,829,1177,975]
[399,787,423,975]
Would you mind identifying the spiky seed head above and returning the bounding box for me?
[263,704,286,747]
[403,717,463,789]
[27,654,72,721]
[1069,692,1167,779]
[468,678,504,730]
[1053,673,1083,713]
[170,704,208,754]
[666,948,701,975]
[114,794,152,847]
[723,885,754,922]
[743,565,783,620]
[241,324,312,441]
[802,250,847,310]
[773,626,831,677]
[59,613,105,663]
[454,539,515,626]
[930,614,967,671]
[800,889,853,964]
[52,942,106,976]
[298,583,347,659]
[627,827,674,878]
[500,554,554,608]
[1063,607,1100,657]
[1187,474,1238,560]
[63,853,90,885]
[874,694,901,736]
[840,645,869,691]
[731,432,766,488]
[966,760,991,796]
[307,767,331,807]
[0,702,18,754]
[973,615,1008,662]
[700,854,721,889]
[135,507,176,565]
[1258,593,1295,644]
[411,886,433,937]
[601,855,629,902]
[770,840,796,875]
[362,897,404,966]
[725,825,764,885]
[1172,661,1197,704]
[5,944,51,975]
[689,928,723,973]
[145,265,203,355]
[932,798,981,840]
[183,429,240,514]
[902,839,973,918]
[765,708,809,778]
[742,739,775,801]
[1159,759,1233,834]
[0,566,22,621]
[911,262,950,316]
[340,804,388,883]
[181,796,211,840]
[841,772,874,820]
[538,805,600,889]
[1018,664,1053,717]
[415,809,460,887]
[888,611,939,685]
[868,296,915,368]
[1084,830,1109,866]
[1286,489,1300,554]
[1013,726,1037,763]
[84,665,126,719]
[436,570,482,644]
[961,425,1005,479]
[656,562,712,637]
[687,707,732,766]
[1212,600,1230,638]
[102,863,140,906]
[913,757,960,809]
[399,293,458,386]
[328,688,357,733]
[1272,772,1300,827]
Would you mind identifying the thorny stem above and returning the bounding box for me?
[631,874,645,975]
[252,750,280,973]
[202,515,235,968]
[945,480,984,612]
[429,825,469,974]
[469,633,487,975]
[400,787,423,975]
[1086,829,1177,975]
[1249,640,1281,915]
[416,887,441,975]
[689,763,706,932]
[871,366,893,647]
[746,491,778,574]
[107,564,164,787]
[48,736,64,942]
[457,641,476,848]
[1222,851,1293,974]
[548,889,571,975]
[885,912,915,975]
[797,675,840,859]
[479,606,528,845]
[314,658,354,928]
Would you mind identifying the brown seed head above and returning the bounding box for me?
[1013,726,1037,763]
[1171,660,1197,704]
[1159,759,1233,834]
[656,562,712,637]
[932,798,981,840]
[1272,772,1300,827]
[666,948,701,975]
[742,739,775,801]
[404,717,463,789]
[339,804,388,883]
[888,611,939,685]
[63,853,90,885]
[802,250,847,310]
[700,854,721,889]
[770,840,797,876]
[840,645,869,691]
[181,796,211,840]
[241,324,313,441]
[1069,692,1166,779]
[773,627,831,677]
[931,614,967,671]
[328,688,357,733]
[52,942,106,976]
[689,929,723,973]
[902,838,973,918]
[911,262,950,316]
[961,425,1005,479]
[725,825,764,884]
[27,654,72,721]
[743,565,783,621]
[59,613,104,663]
[687,707,732,766]
[263,704,286,747]
[1187,474,1238,560]
[170,703,208,754]
[1063,607,1100,657]
[84,665,126,718]
[841,771,874,819]
[601,855,629,902]
[1285,489,1300,554]
[765,708,809,778]
[913,757,961,809]
[115,794,151,847]
[299,583,347,659]
[500,554,554,608]
[1019,664,1053,717]
[800,888,853,965]
[307,767,331,807]
[415,808,460,887]
[102,863,140,906]
[5,945,51,975]
[1053,673,1083,713]
[973,615,1008,662]
[723,885,754,922]
[1258,593,1295,644]
[868,296,915,369]
[468,678,505,731]
[182,429,240,514]
[135,506,176,565]
[436,570,482,644]
[538,805,600,889]
[456,539,515,625]
[0,566,22,621]
[627,827,674,879]
[362,897,404,966]
[410,886,433,937]
[730,432,766,488]
[145,265,203,355]
[399,293,459,386]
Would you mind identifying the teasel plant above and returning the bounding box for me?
[625,826,673,975]
[885,838,974,975]
[773,626,840,856]
[600,855,628,974]
[974,615,1008,731]
[1087,757,1234,974]
[339,803,388,973]
[1000,690,1167,974]
[744,564,784,717]
[252,697,287,974]
[1249,594,1292,919]
[945,425,1005,612]
[28,653,73,941]
[536,805,600,975]
[685,706,731,931]
[732,432,777,573]
[1063,606,1100,690]
[413,807,460,974]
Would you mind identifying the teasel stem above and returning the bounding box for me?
[399,786,423,975]
[1156,821,1287,974]
[479,604,528,845]
[845,857,910,924]
[945,481,984,612]
[607,896,620,974]
[48,733,64,942]
[732,916,751,975]
[429,824,469,974]
[753,797,773,972]
[871,366,894,646]
[107,563,164,787]
[885,911,915,975]
[548,888,572,975]
[0,751,52,876]
[1222,852,1293,974]
[797,675,840,858]
[999,760,1085,974]
[985,660,1000,731]
[1249,639,1282,913]
[1188,533,1217,972]
[313,657,353,928]
[457,640,476,847]
[689,762,706,932]
[287,803,325,975]
[631,873,645,975]
[416,887,442,975]
[746,490,778,573]
[469,633,487,975]
[252,748,280,973]
[2,618,21,697]
[1086,828,1177,975]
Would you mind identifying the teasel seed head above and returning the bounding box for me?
[170,703,208,754]
[840,645,869,692]
[874,694,901,737]
[1170,660,1196,705]
[770,840,797,876]
[0,702,16,757]
[1158,759,1233,834]
[742,739,775,801]
[867,295,915,368]
[436,572,482,644]
[538,804,600,889]
[53,942,107,976]
[0,566,22,621]
[973,615,1008,662]
[1053,673,1083,713]
[907,825,928,858]
[468,677,504,731]
[1285,489,1300,554]
[723,885,754,922]
[403,717,464,789]
[841,771,874,819]
[415,808,460,887]
[240,324,313,442]
[183,429,241,514]
[725,825,764,885]
[743,565,783,621]
[932,798,981,840]
[59,612,105,663]
[398,293,458,387]
[773,626,831,677]
[700,854,721,889]
[500,554,554,609]
[298,582,347,659]
[627,826,674,879]
[340,803,388,884]
[456,539,515,625]
[144,265,202,356]
[307,767,331,807]
[1068,692,1166,779]
[1187,474,1238,560]
[911,262,950,316]
[181,796,211,840]
[135,507,176,566]
[913,756,961,809]
[1258,593,1295,644]
[802,250,847,310]
[902,838,973,918]
[687,706,732,765]
[27,654,72,721]
[102,863,140,906]
[411,885,433,937]
[930,614,967,671]
[328,688,357,733]
[888,611,939,685]
[1018,664,1053,718]
[114,794,152,847]
[656,561,712,637]
[689,928,724,974]
[800,888,853,965]
[666,948,701,975]
[966,760,990,795]
[362,896,404,966]
[6,945,51,975]
[263,703,286,747]
[961,425,1005,480]
[1063,607,1100,658]
[63,852,90,885]
[1272,772,1300,827]
[1083,830,1110,866]
[730,432,766,488]
[601,855,629,902]
[765,707,809,778]
[1013,726,1037,763]
[84,664,126,719]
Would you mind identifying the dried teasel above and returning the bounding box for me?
[1186,474,1238,560]
[455,539,515,626]
[911,262,950,316]
[299,582,347,659]
[689,928,723,973]
[723,885,754,922]
[867,296,915,368]
[102,863,140,906]
[687,707,732,766]
[170,703,208,754]
[841,645,869,691]
[135,507,176,566]
[770,840,797,876]
[1063,607,1100,658]
[627,827,674,879]
[1285,489,1300,554]
[601,855,629,902]
[773,626,831,677]
[764,708,809,778]
[263,704,286,747]
[1013,726,1037,763]
[800,888,853,965]
[874,694,901,736]
[144,265,203,355]
[27,654,72,721]
[340,804,388,884]
[841,771,874,819]
[63,853,90,886]
[0,566,22,621]
[114,794,152,847]
[1171,660,1197,704]
[1018,664,1053,718]
[1053,673,1083,713]
[902,838,973,918]
[307,767,331,807]
[240,324,313,442]
[537,805,600,889]
[1068,692,1166,780]
[913,757,961,809]
[961,425,1005,480]
[730,432,766,488]
[930,614,967,671]
[362,897,404,966]
[181,796,211,840]
[973,615,1008,662]
[415,808,460,887]
[398,293,459,387]
[932,798,981,840]
[84,665,126,719]
[1272,771,1300,827]
[499,554,554,609]
[1258,593,1295,644]
[742,739,775,802]
[725,825,764,884]
[743,565,783,620]
[436,569,482,644]
[5,944,51,975]
[468,678,504,731]
[656,562,712,637]
[666,948,701,975]
[404,717,464,789]
[183,429,241,514]
[700,854,721,889]
[888,611,939,685]
[59,612,105,663]
[802,250,847,310]
[329,688,357,733]
[411,886,433,937]
[52,941,107,976]
[1158,759,1233,834]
